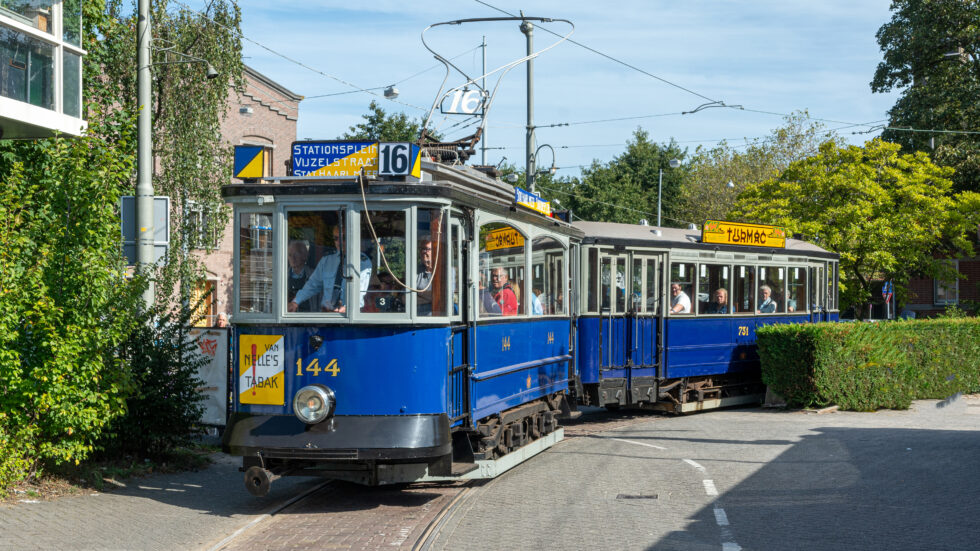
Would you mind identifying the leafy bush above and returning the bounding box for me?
[758,319,980,411]
[0,423,31,497]
[98,305,208,459]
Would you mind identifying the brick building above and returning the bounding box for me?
[902,257,980,318]
[193,65,302,325]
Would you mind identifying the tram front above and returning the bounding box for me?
[222,165,468,494]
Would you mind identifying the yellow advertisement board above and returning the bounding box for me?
[239,334,285,405]
[485,228,525,251]
[702,220,787,248]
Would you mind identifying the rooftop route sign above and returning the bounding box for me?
[702,220,787,248]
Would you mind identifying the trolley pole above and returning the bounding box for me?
[136,0,155,308]
[520,18,536,192]
[481,35,487,166]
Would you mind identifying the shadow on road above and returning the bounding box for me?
[649,426,980,551]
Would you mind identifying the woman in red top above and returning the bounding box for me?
[490,267,519,315]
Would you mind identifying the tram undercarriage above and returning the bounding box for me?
[582,375,766,414]
[235,394,571,494]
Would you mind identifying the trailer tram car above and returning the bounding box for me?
[572,220,839,413]
[222,143,582,496]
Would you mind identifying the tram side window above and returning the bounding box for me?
[286,210,368,314]
[238,212,274,314]
[586,248,599,313]
[733,265,756,313]
[480,223,525,317]
[359,210,407,315]
[811,265,825,311]
[787,267,807,312]
[632,258,643,312]
[669,262,695,315]
[645,258,659,313]
[698,264,732,315]
[758,266,785,314]
[416,208,448,317]
[828,262,838,310]
[532,236,564,315]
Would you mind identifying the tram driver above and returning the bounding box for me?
[288,225,372,313]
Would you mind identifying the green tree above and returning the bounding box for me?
[731,139,975,317]
[567,130,687,225]
[871,0,980,193]
[341,101,428,142]
[677,111,842,225]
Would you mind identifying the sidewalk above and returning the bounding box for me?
[0,454,321,551]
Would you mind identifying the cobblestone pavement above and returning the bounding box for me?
[220,481,470,551]
[0,454,322,551]
[425,396,980,551]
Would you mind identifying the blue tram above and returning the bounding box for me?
[571,221,839,413]
[222,151,582,495]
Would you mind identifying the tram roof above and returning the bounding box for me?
[222,160,583,238]
[573,221,838,259]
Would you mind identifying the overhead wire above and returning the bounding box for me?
[168,0,427,111]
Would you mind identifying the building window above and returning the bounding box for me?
[0,25,54,109]
[934,260,959,305]
[186,201,220,250]
[191,279,218,327]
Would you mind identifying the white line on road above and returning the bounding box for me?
[683,459,707,473]
[713,506,730,526]
[703,479,719,496]
[610,438,667,450]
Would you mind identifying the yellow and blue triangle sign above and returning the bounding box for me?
[234,145,264,179]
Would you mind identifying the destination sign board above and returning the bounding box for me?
[485,228,525,251]
[292,141,422,178]
[702,220,787,248]
[514,187,552,217]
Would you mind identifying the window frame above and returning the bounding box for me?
[934,259,960,306]
[232,206,277,323]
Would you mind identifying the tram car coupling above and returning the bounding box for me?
[222,143,583,496]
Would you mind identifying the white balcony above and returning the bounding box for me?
[0,0,86,138]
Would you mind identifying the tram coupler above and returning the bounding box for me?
[243,465,281,497]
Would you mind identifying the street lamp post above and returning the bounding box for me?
[529,143,556,192]
[657,159,680,227]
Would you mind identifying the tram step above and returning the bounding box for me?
[451,462,479,476]
[558,410,582,420]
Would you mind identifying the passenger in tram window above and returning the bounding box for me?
[757,285,776,314]
[364,272,403,313]
[288,225,372,313]
[528,285,544,315]
[670,283,692,314]
[479,273,502,315]
[490,267,518,316]
[706,288,729,314]
[287,240,315,312]
[416,240,434,316]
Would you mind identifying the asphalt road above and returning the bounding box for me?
[424,397,980,551]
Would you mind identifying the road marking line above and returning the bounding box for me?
[713,506,730,526]
[683,459,706,473]
[703,479,718,496]
[722,542,743,551]
[610,438,667,450]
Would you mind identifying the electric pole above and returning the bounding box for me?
[520,17,535,192]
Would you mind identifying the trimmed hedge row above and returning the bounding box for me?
[757,318,980,411]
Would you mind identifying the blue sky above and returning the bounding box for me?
[187,1,900,176]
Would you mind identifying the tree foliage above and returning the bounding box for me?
[341,101,431,142]
[872,0,980,193]
[677,112,842,225]
[731,139,976,316]
[549,130,687,225]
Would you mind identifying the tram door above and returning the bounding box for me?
[448,217,470,426]
[599,253,631,394]
[629,254,661,403]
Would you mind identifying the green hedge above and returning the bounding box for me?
[757,319,980,411]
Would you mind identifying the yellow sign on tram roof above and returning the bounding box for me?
[485,228,525,251]
[702,220,787,248]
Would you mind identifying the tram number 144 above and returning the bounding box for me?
[296,357,340,377]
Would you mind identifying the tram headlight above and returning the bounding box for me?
[292,385,335,424]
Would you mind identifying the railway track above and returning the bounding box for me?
[212,408,663,551]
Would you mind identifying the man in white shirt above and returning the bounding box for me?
[670,283,692,314]
[288,225,371,313]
